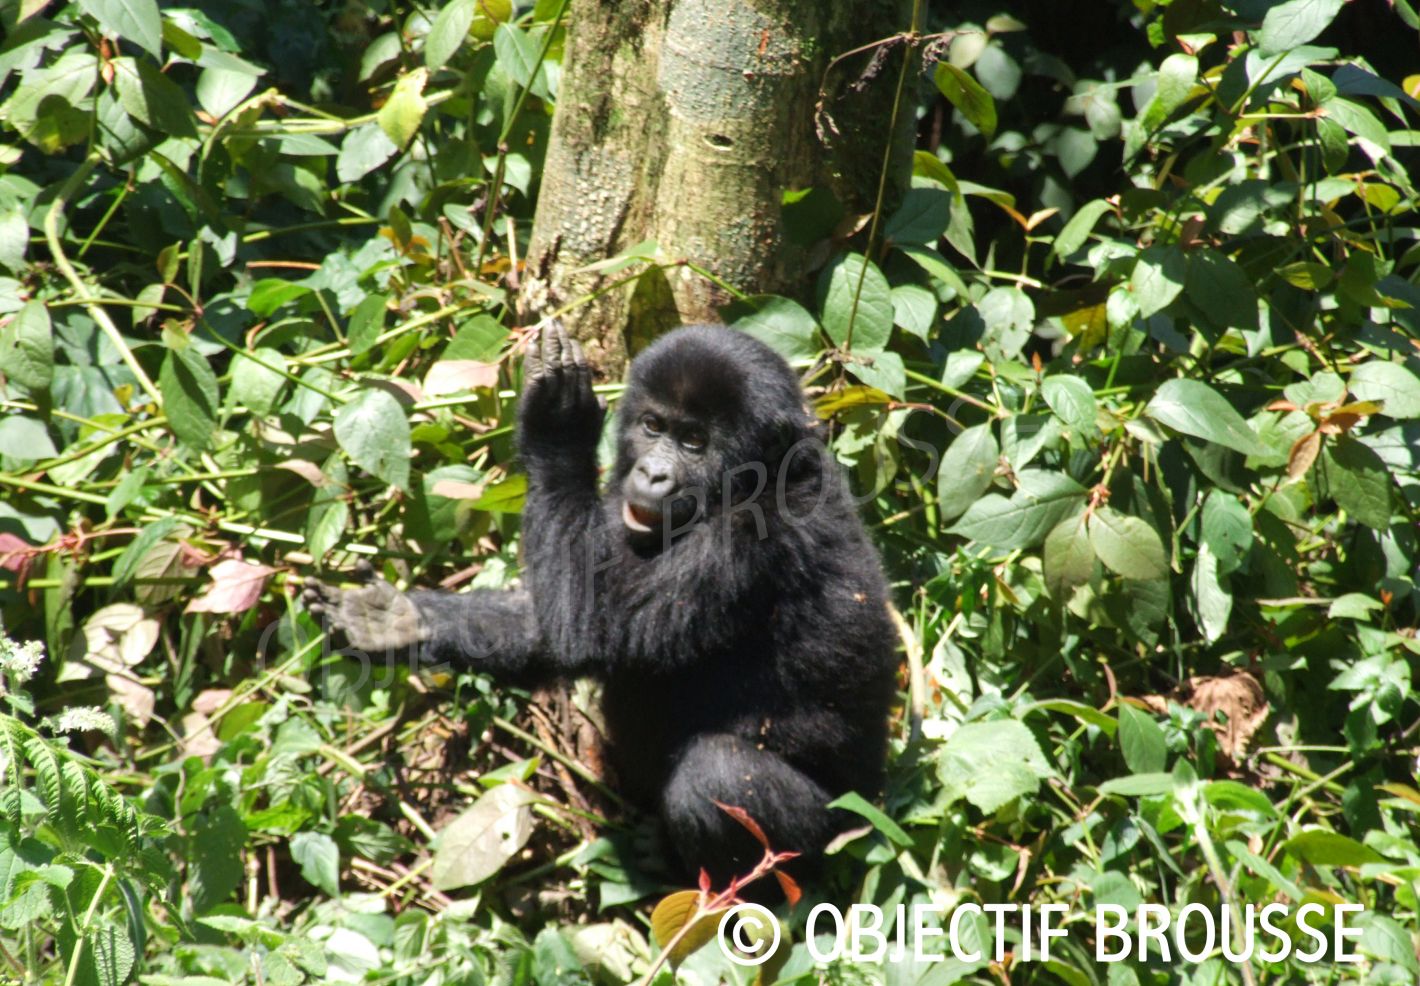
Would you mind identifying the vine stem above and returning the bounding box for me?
[61,864,113,986]
[43,153,162,404]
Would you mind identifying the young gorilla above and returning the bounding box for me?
[304,324,898,888]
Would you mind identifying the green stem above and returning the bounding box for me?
[43,154,162,403]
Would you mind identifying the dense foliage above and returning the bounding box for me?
[1,0,1418,984]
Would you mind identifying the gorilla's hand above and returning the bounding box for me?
[302,559,425,652]
[520,320,604,450]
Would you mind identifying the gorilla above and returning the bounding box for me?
[304,323,897,889]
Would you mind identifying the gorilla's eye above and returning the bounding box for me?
[641,414,664,436]
[680,429,707,453]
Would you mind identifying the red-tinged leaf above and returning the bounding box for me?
[775,869,802,906]
[713,801,770,849]
[1287,430,1321,481]
[698,868,712,894]
[276,459,328,486]
[186,558,276,614]
[0,532,32,572]
[1265,399,1299,411]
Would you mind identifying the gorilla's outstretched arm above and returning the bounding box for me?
[302,560,543,678]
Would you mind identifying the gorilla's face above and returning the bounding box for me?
[618,396,716,537]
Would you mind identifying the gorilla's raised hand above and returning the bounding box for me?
[519,320,603,452]
[302,559,425,652]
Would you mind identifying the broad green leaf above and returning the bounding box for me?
[1098,773,1175,797]
[818,252,893,353]
[948,470,1086,549]
[290,832,340,896]
[427,0,475,70]
[1043,510,1094,598]
[1052,198,1113,260]
[230,349,288,417]
[1259,0,1344,56]
[937,719,1052,813]
[1200,490,1252,575]
[159,346,219,452]
[335,388,411,491]
[347,295,388,356]
[1282,829,1386,867]
[432,784,534,890]
[1,300,54,391]
[896,243,969,300]
[1324,436,1391,529]
[0,207,28,273]
[1041,375,1097,436]
[0,416,57,459]
[976,285,1034,362]
[1088,507,1168,580]
[884,187,951,245]
[1321,98,1391,154]
[196,66,256,119]
[1117,704,1166,773]
[78,0,162,58]
[189,804,246,912]
[937,423,999,521]
[337,125,400,183]
[1145,378,1268,455]
[934,63,997,138]
[493,22,544,91]
[846,349,905,399]
[890,284,937,340]
[1129,245,1186,318]
[378,68,429,149]
[731,296,822,362]
[113,516,182,589]
[1189,542,1232,643]
[1349,360,1420,418]
[1186,249,1257,331]
[1139,53,1197,132]
[1022,698,1117,736]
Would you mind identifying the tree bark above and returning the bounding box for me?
[521,0,915,373]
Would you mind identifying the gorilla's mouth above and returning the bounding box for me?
[622,500,663,534]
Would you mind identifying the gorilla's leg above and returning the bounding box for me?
[661,733,835,890]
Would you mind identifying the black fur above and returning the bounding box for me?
[367,325,897,886]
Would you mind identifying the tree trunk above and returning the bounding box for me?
[521,0,915,374]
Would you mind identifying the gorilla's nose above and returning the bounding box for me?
[633,460,676,500]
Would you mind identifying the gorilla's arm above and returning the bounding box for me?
[513,322,613,672]
[302,562,543,679]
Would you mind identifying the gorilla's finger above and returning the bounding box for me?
[524,326,545,380]
[543,320,564,373]
[559,328,578,371]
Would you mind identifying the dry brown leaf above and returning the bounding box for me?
[1141,672,1268,765]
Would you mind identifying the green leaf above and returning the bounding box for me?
[826,791,913,847]
[189,805,246,912]
[432,785,534,890]
[1145,378,1268,455]
[78,0,162,59]
[938,719,1052,813]
[1140,53,1197,131]
[1282,829,1386,867]
[1258,0,1344,56]
[1117,704,1167,773]
[1088,507,1167,580]
[493,22,544,91]
[976,286,1034,362]
[1129,245,1186,318]
[1041,375,1097,436]
[1324,436,1391,529]
[818,252,893,353]
[1186,249,1257,331]
[884,187,951,246]
[378,68,429,149]
[337,124,400,183]
[934,63,997,138]
[1321,98,1391,154]
[1052,199,1113,260]
[427,0,475,70]
[890,284,937,341]
[1022,699,1117,736]
[1200,490,1252,575]
[347,295,388,356]
[290,831,340,896]
[948,470,1087,549]
[1043,510,1094,598]
[230,349,287,416]
[334,388,411,491]
[1349,360,1420,418]
[936,423,999,521]
[1098,773,1175,797]
[731,296,822,362]
[1189,543,1232,644]
[1,300,54,391]
[159,347,219,452]
[112,516,182,589]
[846,350,905,399]
[0,416,57,459]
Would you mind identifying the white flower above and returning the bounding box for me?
[0,635,45,682]
[50,707,116,735]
